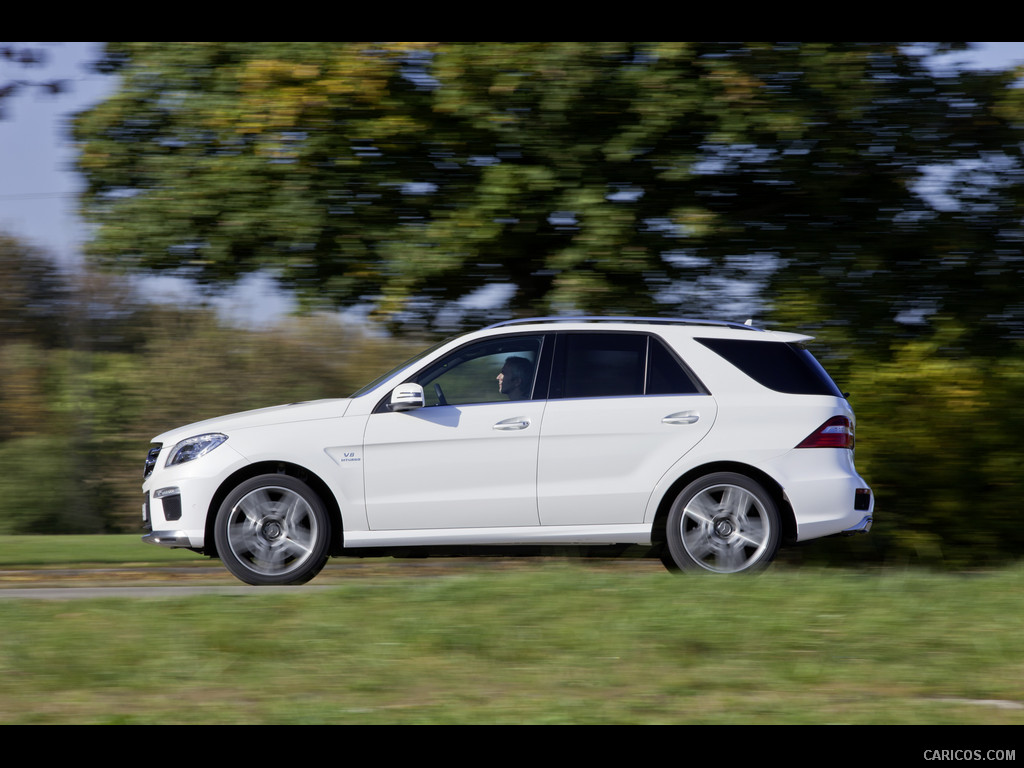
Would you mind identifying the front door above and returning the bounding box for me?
[362,334,548,530]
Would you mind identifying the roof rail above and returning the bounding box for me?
[481,316,763,332]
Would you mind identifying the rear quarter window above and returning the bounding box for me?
[695,338,844,397]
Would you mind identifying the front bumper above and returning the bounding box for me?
[142,530,200,549]
[142,441,250,552]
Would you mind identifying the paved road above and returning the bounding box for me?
[0,584,342,599]
[0,557,665,599]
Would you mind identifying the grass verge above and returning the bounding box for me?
[0,537,1021,724]
[0,534,202,567]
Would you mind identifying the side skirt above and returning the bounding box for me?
[343,524,652,550]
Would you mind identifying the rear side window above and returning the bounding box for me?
[558,334,646,398]
[695,338,844,397]
[551,333,703,398]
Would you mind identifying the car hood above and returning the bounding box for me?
[152,399,352,445]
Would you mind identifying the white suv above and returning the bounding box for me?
[142,317,873,584]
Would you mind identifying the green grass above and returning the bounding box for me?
[0,534,202,567]
[0,537,1022,724]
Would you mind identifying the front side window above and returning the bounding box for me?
[415,335,545,407]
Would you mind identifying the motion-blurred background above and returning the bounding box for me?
[2,42,1023,568]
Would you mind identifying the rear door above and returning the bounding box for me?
[537,332,717,525]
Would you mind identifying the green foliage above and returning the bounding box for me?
[0,437,77,533]
[74,43,1024,346]
[0,239,422,533]
[0,343,52,441]
[1,237,1023,565]
[0,236,73,349]
[844,327,1024,566]
[9,43,1024,562]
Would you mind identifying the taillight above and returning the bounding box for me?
[797,416,854,449]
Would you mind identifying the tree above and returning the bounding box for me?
[0,235,72,347]
[75,43,1024,350]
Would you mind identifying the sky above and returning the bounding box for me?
[1,42,1023,324]
[0,42,110,264]
[0,42,295,324]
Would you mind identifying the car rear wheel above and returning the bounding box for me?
[214,474,331,585]
[665,472,780,574]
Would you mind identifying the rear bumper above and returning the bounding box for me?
[842,514,873,534]
[761,449,874,541]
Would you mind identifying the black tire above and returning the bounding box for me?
[664,472,780,574]
[214,474,331,585]
[658,548,681,572]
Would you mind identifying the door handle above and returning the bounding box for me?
[662,411,699,425]
[493,417,532,431]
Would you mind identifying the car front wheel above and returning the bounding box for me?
[214,474,331,585]
[665,472,780,574]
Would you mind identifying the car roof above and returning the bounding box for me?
[480,316,811,343]
[483,315,758,331]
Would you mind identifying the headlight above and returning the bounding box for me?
[165,433,228,467]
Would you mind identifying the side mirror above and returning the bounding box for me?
[389,382,424,411]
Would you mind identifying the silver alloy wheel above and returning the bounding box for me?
[225,485,321,578]
[678,482,773,573]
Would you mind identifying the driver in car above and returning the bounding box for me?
[496,356,533,401]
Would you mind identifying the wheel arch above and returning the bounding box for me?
[204,461,344,558]
[651,461,796,550]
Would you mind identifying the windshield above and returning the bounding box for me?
[347,337,455,398]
